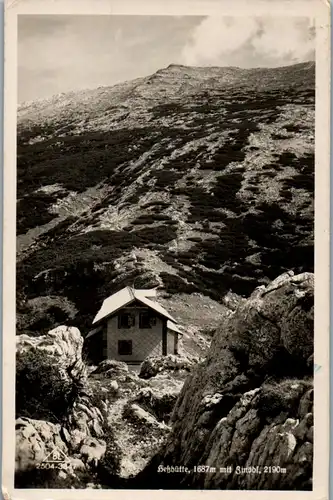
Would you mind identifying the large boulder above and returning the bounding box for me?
[16,326,88,423]
[131,380,183,423]
[15,326,121,487]
[139,354,199,379]
[16,325,87,385]
[135,272,314,490]
[91,359,129,377]
[15,417,68,473]
[14,416,109,488]
[122,403,169,430]
[67,394,105,441]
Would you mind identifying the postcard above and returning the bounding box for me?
[2,0,330,498]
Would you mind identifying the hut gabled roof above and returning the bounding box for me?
[92,286,177,325]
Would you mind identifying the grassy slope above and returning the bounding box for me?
[16,62,315,343]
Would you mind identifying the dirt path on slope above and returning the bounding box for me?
[106,386,169,478]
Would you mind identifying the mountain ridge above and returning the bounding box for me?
[18,61,314,125]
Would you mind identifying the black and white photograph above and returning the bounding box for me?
[2,0,330,497]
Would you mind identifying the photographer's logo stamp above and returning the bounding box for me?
[36,446,74,471]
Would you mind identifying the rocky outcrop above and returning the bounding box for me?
[15,418,69,473]
[14,415,109,488]
[92,359,129,377]
[136,271,314,490]
[123,403,169,431]
[16,325,87,385]
[131,382,182,423]
[222,291,246,312]
[15,326,119,487]
[139,354,200,379]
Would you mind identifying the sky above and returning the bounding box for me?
[18,15,315,103]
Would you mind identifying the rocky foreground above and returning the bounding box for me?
[15,270,313,490]
[16,327,194,488]
[135,271,314,490]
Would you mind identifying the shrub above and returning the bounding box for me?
[160,272,198,294]
[277,151,298,167]
[271,133,287,140]
[257,380,308,418]
[18,228,140,284]
[17,192,62,234]
[214,172,244,214]
[283,173,314,193]
[16,295,78,336]
[196,217,250,267]
[151,103,186,118]
[200,326,217,338]
[187,236,202,243]
[284,124,306,133]
[17,126,167,196]
[153,169,184,188]
[280,188,293,201]
[36,216,78,242]
[131,214,174,225]
[16,350,77,423]
[133,225,177,245]
[141,201,169,209]
[199,148,245,172]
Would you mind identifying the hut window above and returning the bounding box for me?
[118,340,132,355]
[118,313,135,329]
[139,312,156,329]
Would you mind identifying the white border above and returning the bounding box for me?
[2,1,331,499]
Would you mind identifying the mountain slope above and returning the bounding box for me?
[16,62,315,341]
